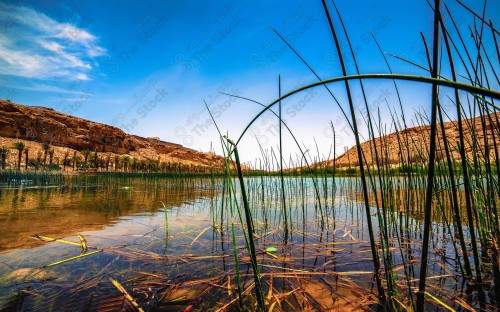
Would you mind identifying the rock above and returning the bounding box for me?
[5,268,57,282]
[315,113,500,168]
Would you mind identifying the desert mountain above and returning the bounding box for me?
[317,113,499,169]
[0,99,225,172]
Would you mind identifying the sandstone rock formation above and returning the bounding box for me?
[317,113,500,169]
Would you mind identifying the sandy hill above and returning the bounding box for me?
[317,113,499,169]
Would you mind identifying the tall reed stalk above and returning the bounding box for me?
[320,0,387,307]
[417,1,442,310]
[278,75,289,243]
[226,138,265,311]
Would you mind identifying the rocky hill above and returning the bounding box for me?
[317,113,499,169]
[0,99,226,171]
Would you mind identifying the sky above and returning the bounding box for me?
[0,0,498,165]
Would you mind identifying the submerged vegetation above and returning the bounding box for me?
[0,0,499,311]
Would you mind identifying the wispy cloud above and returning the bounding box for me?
[0,3,105,81]
[9,82,93,95]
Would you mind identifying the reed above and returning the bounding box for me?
[216,0,500,309]
[226,137,266,311]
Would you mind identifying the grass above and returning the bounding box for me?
[0,170,65,185]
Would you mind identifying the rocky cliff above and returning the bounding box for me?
[0,99,225,170]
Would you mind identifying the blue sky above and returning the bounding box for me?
[0,0,498,164]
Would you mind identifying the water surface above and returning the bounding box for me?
[0,176,484,311]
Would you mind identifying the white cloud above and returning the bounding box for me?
[40,41,63,53]
[0,3,105,81]
[75,73,90,81]
[56,24,96,43]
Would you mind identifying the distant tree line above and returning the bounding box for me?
[0,142,223,174]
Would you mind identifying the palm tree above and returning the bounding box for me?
[114,155,120,171]
[81,148,91,167]
[121,155,130,172]
[48,149,54,165]
[160,162,167,172]
[131,157,138,172]
[94,149,99,169]
[0,145,8,170]
[42,143,50,166]
[72,151,77,170]
[88,152,95,168]
[63,150,70,171]
[24,148,29,170]
[36,151,42,169]
[147,159,156,172]
[105,153,111,171]
[139,160,146,171]
[13,142,25,170]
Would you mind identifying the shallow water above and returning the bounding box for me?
[0,176,491,311]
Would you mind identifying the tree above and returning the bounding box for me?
[48,149,54,165]
[72,151,77,170]
[63,150,70,171]
[160,162,166,172]
[0,145,8,170]
[94,149,99,169]
[31,158,41,171]
[81,148,91,167]
[114,155,120,171]
[42,143,50,166]
[121,155,130,172]
[24,148,29,170]
[105,153,111,171]
[131,157,138,172]
[13,142,25,170]
[147,159,157,172]
[36,151,42,170]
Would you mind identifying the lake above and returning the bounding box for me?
[0,175,490,311]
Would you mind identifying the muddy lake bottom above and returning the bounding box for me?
[0,176,492,311]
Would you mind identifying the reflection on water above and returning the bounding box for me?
[0,178,211,253]
[0,176,489,311]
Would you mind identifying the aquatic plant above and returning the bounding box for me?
[211,0,500,309]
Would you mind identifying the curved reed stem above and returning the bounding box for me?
[235,73,500,146]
